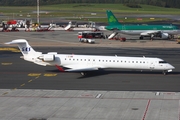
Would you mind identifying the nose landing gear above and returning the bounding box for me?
[162,70,167,75]
[80,72,86,76]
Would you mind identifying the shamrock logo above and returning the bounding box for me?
[109,16,117,23]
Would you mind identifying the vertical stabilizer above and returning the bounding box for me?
[5,39,42,63]
[106,10,121,26]
[5,39,36,56]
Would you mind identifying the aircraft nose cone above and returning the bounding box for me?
[166,64,175,73]
[169,64,175,69]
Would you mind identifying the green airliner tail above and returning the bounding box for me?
[106,10,121,26]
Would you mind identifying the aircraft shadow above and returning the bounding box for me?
[46,69,180,79]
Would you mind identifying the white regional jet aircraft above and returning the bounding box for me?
[5,39,175,75]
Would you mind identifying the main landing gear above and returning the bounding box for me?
[139,35,154,40]
[139,36,144,40]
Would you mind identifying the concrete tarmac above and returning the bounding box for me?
[0,30,180,120]
[0,30,180,48]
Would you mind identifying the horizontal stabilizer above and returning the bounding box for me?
[34,62,47,66]
[5,39,27,44]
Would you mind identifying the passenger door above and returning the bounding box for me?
[149,61,155,70]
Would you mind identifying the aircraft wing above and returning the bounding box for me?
[65,67,99,72]
[57,64,102,72]
[144,31,161,35]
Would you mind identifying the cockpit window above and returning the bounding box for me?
[159,61,167,63]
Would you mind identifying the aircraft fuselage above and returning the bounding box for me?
[105,25,180,35]
[41,54,174,72]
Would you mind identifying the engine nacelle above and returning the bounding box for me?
[38,54,55,62]
[140,32,149,36]
[161,33,169,39]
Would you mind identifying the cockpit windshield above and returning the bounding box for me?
[159,61,167,64]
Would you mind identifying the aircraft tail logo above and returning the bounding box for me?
[106,10,121,26]
[5,39,36,56]
[109,16,117,23]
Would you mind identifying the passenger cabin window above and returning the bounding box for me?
[159,61,167,64]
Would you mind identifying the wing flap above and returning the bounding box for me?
[145,31,161,35]
[62,64,101,72]
[65,67,99,72]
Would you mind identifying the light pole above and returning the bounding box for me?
[37,0,39,24]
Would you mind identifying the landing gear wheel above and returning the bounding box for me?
[162,70,167,75]
[150,34,154,40]
[169,35,173,40]
[139,36,143,39]
[80,72,86,76]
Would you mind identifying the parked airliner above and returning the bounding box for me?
[5,39,175,75]
[106,10,180,40]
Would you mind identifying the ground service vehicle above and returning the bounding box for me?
[79,38,95,44]
[78,31,105,39]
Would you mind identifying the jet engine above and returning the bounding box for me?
[38,54,55,62]
[160,33,169,39]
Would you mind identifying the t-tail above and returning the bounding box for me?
[106,10,121,26]
[5,39,42,62]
